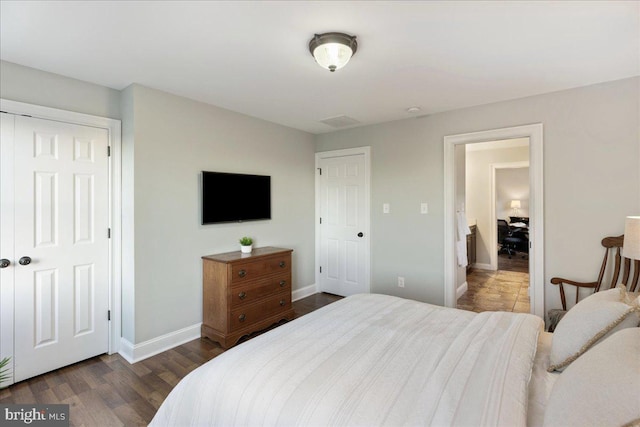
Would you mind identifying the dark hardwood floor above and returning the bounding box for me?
[457,253,530,314]
[0,292,343,427]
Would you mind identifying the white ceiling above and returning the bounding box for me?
[1,1,639,134]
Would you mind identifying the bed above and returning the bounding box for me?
[150,292,639,427]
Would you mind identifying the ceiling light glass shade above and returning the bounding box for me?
[309,32,358,72]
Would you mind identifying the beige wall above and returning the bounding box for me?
[466,146,529,267]
[316,76,640,312]
[120,86,136,341]
[122,85,316,343]
[496,168,530,221]
[0,61,121,119]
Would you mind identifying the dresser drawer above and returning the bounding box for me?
[231,254,291,285]
[231,275,291,307]
[230,292,292,331]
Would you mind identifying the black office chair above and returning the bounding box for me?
[498,219,526,259]
[510,228,529,258]
[497,219,513,256]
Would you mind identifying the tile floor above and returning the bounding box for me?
[457,253,530,313]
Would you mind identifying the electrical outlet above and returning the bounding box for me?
[398,276,405,288]
[383,203,390,214]
[421,203,428,214]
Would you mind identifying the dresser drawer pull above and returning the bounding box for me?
[239,291,247,300]
[238,269,247,278]
[279,261,286,268]
[279,280,286,287]
[238,314,246,322]
[280,299,286,306]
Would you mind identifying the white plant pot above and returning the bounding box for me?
[241,245,252,254]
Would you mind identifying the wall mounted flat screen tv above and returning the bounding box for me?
[201,171,271,224]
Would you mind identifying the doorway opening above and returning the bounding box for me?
[494,162,530,273]
[443,124,544,319]
[457,140,530,313]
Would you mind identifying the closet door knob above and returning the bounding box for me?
[0,259,10,268]
[19,256,32,266]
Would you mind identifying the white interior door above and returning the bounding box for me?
[318,152,370,296]
[1,114,110,382]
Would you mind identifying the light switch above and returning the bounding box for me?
[383,203,390,214]
[421,203,428,214]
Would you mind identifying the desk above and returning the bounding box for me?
[509,216,529,225]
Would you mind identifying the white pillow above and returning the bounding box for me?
[548,287,640,372]
[543,328,640,427]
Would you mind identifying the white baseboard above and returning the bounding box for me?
[457,281,468,299]
[473,263,495,271]
[292,283,317,301]
[119,285,317,364]
[119,323,201,364]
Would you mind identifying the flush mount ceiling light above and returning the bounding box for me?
[309,32,358,72]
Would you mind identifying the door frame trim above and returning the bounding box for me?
[315,147,371,295]
[444,124,544,318]
[0,99,122,375]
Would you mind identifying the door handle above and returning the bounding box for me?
[357,232,364,238]
[0,259,9,268]
[18,256,32,266]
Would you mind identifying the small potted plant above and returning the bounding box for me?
[239,236,253,253]
[0,356,11,388]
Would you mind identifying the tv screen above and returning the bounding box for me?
[201,171,271,224]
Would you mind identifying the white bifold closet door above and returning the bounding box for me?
[0,113,110,383]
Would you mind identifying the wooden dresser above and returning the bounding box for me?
[201,246,294,349]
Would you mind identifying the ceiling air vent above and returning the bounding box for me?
[319,115,360,128]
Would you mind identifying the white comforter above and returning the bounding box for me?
[151,294,543,426]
